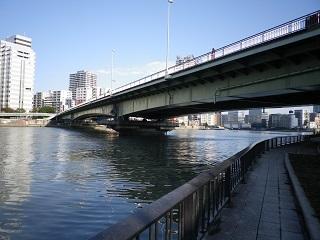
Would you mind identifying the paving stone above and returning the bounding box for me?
[279,184,291,191]
[262,202,279,211]
[263,196,279,204]
[280,209,299,219]
[257,234,280,240]
[281,219,302,233]
[258,221,280,237]
[260,214,280,224]
[231,230,256,240]
[279,200,296,210]
[280,195,294,203]
[281,231,305,240]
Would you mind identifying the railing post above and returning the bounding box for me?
[225,167,232,207]
[183,194,198,240]
[240,156,246,184]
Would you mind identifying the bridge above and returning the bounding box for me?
[54,11,320,131]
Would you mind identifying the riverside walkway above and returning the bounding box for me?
[206,145,308,240]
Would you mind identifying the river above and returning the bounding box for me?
[0,127,297,239]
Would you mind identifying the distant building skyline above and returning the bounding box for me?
[33,90,73,113]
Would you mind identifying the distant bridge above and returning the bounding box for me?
[55,11,320,124]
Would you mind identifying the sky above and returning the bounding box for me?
[1,0,319,113]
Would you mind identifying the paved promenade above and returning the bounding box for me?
[206,146,307,240]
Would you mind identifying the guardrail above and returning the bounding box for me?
[90,134,309,240]
[112,11,320,94]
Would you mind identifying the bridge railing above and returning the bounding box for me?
[90,134,310,240]
[112,11,319,95]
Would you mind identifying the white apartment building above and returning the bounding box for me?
[0,35,35,112]
[33,90,73,113]
[75,87,93,105]
[69,70,97,100]
[52,90,73,112]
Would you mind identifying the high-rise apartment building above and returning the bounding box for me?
[0,35,35,112]
[69,70,97,100]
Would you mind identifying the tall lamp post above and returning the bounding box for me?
[110,49,115,94]
[166,0,173,77]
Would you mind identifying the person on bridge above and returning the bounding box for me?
[211,48,215,60]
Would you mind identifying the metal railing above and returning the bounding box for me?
[112,11,319,95]
[90,134,309,240]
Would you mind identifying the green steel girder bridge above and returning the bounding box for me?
[55,11,320,124]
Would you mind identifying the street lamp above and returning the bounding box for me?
[165,0,173,77]
[110,49,115,94]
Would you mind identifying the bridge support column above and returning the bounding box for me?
[106,118,178,135]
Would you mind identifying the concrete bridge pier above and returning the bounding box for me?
[106,118,178,135]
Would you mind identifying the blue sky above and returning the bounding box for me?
[1,0,319,113]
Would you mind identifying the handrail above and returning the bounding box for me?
[90,134,310,240]
[111,10,319,95]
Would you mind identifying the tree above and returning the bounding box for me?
[15,108,26,113]
[38,106,55,113]
[1,107,15,113]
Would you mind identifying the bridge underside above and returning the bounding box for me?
[57,27,320,122]
[131,90,320,119]
[117,30,320,118]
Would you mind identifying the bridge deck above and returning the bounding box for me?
[205,145,311,240]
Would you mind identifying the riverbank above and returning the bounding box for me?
[0,118,49,127]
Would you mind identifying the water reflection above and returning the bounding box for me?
[0,128,34,239]
[0,128,295,240]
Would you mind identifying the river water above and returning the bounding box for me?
[0,127,296,239]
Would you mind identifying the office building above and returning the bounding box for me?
[294,109,309,128]
[248,108,262,124]
[0,35,35,112]
[269,112,298,129]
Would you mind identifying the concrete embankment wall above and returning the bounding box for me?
[0,119,49,127]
